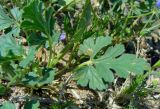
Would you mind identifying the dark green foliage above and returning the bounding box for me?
[22,68,55,87]
[24,100,40,109]
[74,0,92,42]
[21,0,54,35]
[0,84,7,95]
[0,0,157,108]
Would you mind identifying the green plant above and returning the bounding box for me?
[75,36,149,90]
[0,100,40,109]
[115,59,160,108]
[0,102,16,109]
[93,0,160,41]
[0,0,157,108]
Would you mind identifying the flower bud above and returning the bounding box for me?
[60,32,66,41]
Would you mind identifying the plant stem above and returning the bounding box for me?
[73,60,92,71]
[54,44,79,77]
[50,42,74,67]
[128,11,153,18]
[142,11,155,30]
[123,3,134,28]
[53,0,81,17]
[56,59,92,77]
[47,34,53,67]
[115,69,152,104]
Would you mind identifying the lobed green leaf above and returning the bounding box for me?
[0,5,14,30]
[76,36,150,90]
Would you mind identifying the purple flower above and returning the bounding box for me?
[156,0,160,8]
[60,32,66,41]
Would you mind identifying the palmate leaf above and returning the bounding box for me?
[76,36,150,90]
[21,0,54,35]
[0,5,14,30]
[0,6,22,36]
[0,34,23,58]
[22,68,55,87]
[0,7,23,57]
[10,7,22,22]
[0,34,23,66]
[0,102,16,109]
[21,0,45,32]
[78,36,112,58]
[10,7,22,37]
